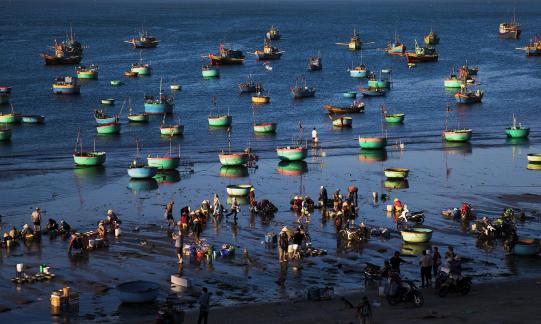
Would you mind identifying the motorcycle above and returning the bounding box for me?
[362,262,382,286]
[339,225,369,241]
[397,210,425,227]
[435,270,471,297]
[387,279,424,307]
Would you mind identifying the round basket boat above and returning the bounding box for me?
[117,280,160,303]
[226,184,253,196]
[513,238,540,256]
[400,227,433,243]
[384,168,409,179]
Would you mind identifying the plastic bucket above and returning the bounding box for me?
[16,263,24,272]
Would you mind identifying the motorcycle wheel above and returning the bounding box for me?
[413,292,424,307]
[418,216,425,224]
[387,294,400,306]
[438,285,449,297]
[460,282,471,296]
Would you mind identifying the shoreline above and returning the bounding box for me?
[183,277,541,323]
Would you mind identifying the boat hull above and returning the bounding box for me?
[208,116,232,127]
[406,53,438,63]
[361,89,386,97]
[384,114,405,124]
[367,80,390,89]
[95,117,117,125]
[0,114,22,124]
[128,166,158,179]
[401,228,433,243]
[444,79,463,88]
[332,117,353,128]
[147,157,180,170]
[513,239,540,256]
[253,123,277,133]
[202,69,220,78]
[131,67,151,76]
[144,103,174,115]
[255,53,282,60]
[226,184,253,196]
[160,125,184,136]
[358,137,387,149]
[101,99,115,105]
[73,152,107,166]
[96,123,121,134]
[505,128,530,138]
[219,153,249,166]
[444,130,472,142]
[52,85,80,95]
[499,30,521,39]
[455,93,483,104]
[349,70,367,78]
[22,115,45,124]
[42,54,82,65]
[252,96,270,104]
[276,147,307,161]
[324,104,365,114]
[76,71,98,79]
[128,114,149,123]
[0,129,12,141]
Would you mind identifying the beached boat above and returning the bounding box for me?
[125,29,159,48]
[455,88,483,104]
[76,65,98,79]
[96,122,120,134]
[384,113,405,124]
[239,77,262,94]
[226,184,253,196]
[513,238,540,256]
[332,116,353,128]
[266,25,281,40]
[505,115,529,138]
[0,112,22,124]
[254,39,283,60]
[253,122,277,134]
[424,30,440,45]
[144,79,174,115]
[358,136,387,150]
[360,88,386,97]
[0,127,12,141]
[219,152,249,166]
[41,31,83,65]
[52,76,80,94]
[202,65,220,78]
[401,227,433,243]
[117,280,160,303]
[443,129,472,142]
[208,43,245,65]
[324,101,365,114]
[385,33,407,55]
[384,168,409,179]
[290,77,316,99]
[101,98,115,105]
[499,14,521,39]
[527,153,541,163]
[276,147,307,161]
[308,54,322,71]
[406,40,438,63]
[349,64,368,78]
[22,115,45,124]
[252,92,270,104]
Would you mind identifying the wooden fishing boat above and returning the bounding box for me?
[276,146,307,161]
[253,122,277,134]
[220,165,249,178]
[444,74,463,88]
[144,79,174,115]
[100,98,115,105]
[76,65,98,79]
[239,77,262,94]
[254,39,283,60]
[499,14,521,39]
[406,40,438,63]
[332,116,353,128]
[266,25,281,40]
[124,71,138,78]
[505,115,529,138]
[219,152,249,166]
[170,84,181,91]
[128,113,148,123]
[96,122,121,134]
[22,115,45,124]
[52,76,80,94]
[308,55,322,71]
[252,93,270,104]
[401,227,433,243]
[521,36,541,56]
[349,65,368,78]
[384,167,409,179]
[454,88,483,104]
[202,65,220,78]
[527,153,541,163]
[0,112,22,124]
[385,33,406,55]
[226,184,253,196]
[358,136,387,149]
[513,238,540,256]
[125,30,159,48]
[443,129,472,142]
[208,115,232,127]
[324,101,365,114]
[423,30,440,45]
[41,31,83,65]
[338,29,362,50]
[131,62,151,76]
[290,77,316,99]
[208,43,245,65]
[72,132,106,166]
[0,127,12,141]
[110,80,124,86]
[95,109,118,125]
[160,123,184,136]
[147,155,180,170]
[277,161,308,176]
[384,113,405,124]
[367,71,392,89]
[360,87,386,97]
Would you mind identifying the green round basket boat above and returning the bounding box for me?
[505,127,530,139]
[73,152,107,166]
[384,113,405,124]
[358,136,387,150]
[443,129,472,142]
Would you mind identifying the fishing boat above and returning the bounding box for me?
[254,39,283,60]
[208,43,245,65]
[100,98,115,106]
[367,70,392,89]
[238,76,262,94]
[252,88,270,104]
[147,153,180,170]
[226,184,253,197]
[144,79,174,115]
[96,122,121,134]
[0,112,22,124]
[131,56,152,76]
[384,168,409,179]
[324,101,365,114]
[454,87,483,104]
[219,152,249,166]
[405,40,438,63]
[384,113,405,124]
[125,29,159,48]
[527,153,541,163]
[443,129,472,142]
[360,87,386,97]
[423,29,440,45]
[349,65,368,78]
[95,109,118,125]
[111,80,124,87]
[521,36,541,56]
[505,114,529,138]
[124,71,138,78]
[342,91,357,98]
[401,227,433,243]
[331,116,353,128]
[358,137,387,150]
[202,65,220,78]
[308,54,322,71]
[336,29,362,50]
[253,122,277,134]
[127,141,158,178]
[385,32,406,55]
[41,30,83,65]
[290,77,316,99]
[0,127,11,141]
[72,133,106,166]
[208,97,232,127]
[266,25,281,40]
[76,65,98,79]
[22,115,45,124]
[127,100,148,123]
[52,76,80,94]
[499,12,521,39]
[277,123,307,161]
[444,72,464,88]
[160,117,184,136]
[170,84,182,91]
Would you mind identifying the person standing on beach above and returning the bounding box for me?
[432,247,442,277]
[165,201,174,228]
[31,208,42,232]
[198,287,210,324]
[419,250,433,288]
[357,296,372,324]
[390,251,407,273]
[172,228,183,264]
[278,227,289,262]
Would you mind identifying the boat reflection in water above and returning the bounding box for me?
[277,161,308,176]
[73,165,106,178]
[401,242,432,256]
[127,178,158,193]
[384,179,409,190]
[505,137,529,147]
[154,169,181,184]
[219,165,249,178]
[358,149,387,163]
[443,141,472,156]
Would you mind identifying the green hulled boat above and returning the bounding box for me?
[0,112,22,124]
[76,65,99,79]
[110,80,124,86]
[131,62,151,76]
[96,122,121,134]
[358,136,387,149]
[0,128,12,141]
[73,152,106,166]
[128,113,149,123]
[202,65,220,78]
[253,122,277,134]
[219,152,249,166]
[276,147,307,161]
[208,115,232,127]
[160,124,184,136]
[147,155,180,170]
[384,113,405,124]
[505,115,529,138]
[384,168,410,179]
[443,129,472,142]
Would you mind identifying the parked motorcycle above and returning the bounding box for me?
[435,270,472,297]
[397,210,425,228]
[387,279,424,307]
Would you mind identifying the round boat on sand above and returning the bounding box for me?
[226,184,253,196]
[401,227,433,243]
